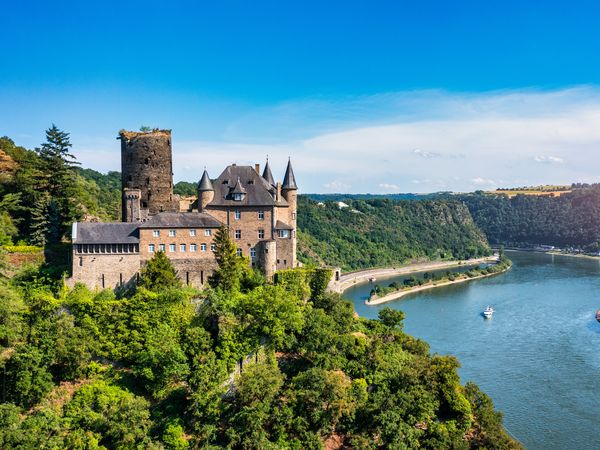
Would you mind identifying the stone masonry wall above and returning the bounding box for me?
[120,130,177,220]
[71,251,140,289]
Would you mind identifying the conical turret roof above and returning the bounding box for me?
[262,159,275,186]
[282,159,297,190]
[198,169,214,191]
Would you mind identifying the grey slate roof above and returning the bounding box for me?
[209,165,287,207]
[74,222,139,244]
[262,160,275,186]
[282,159,297,190]
[274,220,294,230]
[139,212,223,228]
[198,169,214,191]
[231,177,247,194]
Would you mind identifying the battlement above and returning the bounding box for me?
[118,129,172,141]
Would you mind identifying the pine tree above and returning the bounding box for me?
[209,226,247,292]
[29,194,50,247]
[138,251,181,291]
[36,124,81,243]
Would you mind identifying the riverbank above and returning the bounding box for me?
[366,259,512,306]
[502,247,600,260]
[330,255,499,293]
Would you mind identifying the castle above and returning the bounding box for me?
[70,129,298,289]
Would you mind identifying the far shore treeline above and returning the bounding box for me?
[0,129,528,448]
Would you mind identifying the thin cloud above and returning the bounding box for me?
[534,155,565,164]
[70,86,600,193]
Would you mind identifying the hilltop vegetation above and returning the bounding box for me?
[297,196,491,271]
[0,131,121,247]
[0,231,519,449]
[458,186,600,250]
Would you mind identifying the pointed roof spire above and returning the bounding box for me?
[231,176,246,194]
[282,158,297,190]
[262,156,275,186]
[198,169,214,191]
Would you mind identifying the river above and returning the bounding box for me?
[344,250,600,450]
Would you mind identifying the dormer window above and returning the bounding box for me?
[233,193,244,201]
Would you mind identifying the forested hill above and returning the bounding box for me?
[297,196,491,271]
[457,187,600,251]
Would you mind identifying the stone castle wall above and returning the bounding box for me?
[71,251,140,289]
[120,130,177,220]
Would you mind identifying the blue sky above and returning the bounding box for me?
[2,0,600,192]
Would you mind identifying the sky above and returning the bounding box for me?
[2,0,600,193]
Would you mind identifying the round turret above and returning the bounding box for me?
[119,129,176,220]
[198,169,214,212]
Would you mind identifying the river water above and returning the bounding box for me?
[344,251,600,450]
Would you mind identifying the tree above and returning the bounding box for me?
[2,344,54,407]
[29,193,50,246]
[225,358,284,447]
[36,124,81,243]
[209,225,247,292]
[378,307,406,330]
[138,251,181,291]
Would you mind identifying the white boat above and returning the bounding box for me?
[483,306,494,318]
[369,277,377,283]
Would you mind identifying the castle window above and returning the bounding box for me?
[250,248,256,259]
[235,230,241,239]
[148,244,155,253]
[79,257,83,266]
[278,230,290,239]
[258,229,265,239]
[159,244,165,252]
[200,243,207,252]
[169,244,176,252]
[169,230,176,237]
[234,210,241,220]
[189,229,197,237]
[211,244,216,252]
[190,244,197,252]
[153,230,160,237]
[205,229,212,237]
[236,248,243,257]
[292,211,296,220]
[180,244,186,252]
[258,211,265,220]
[284,259,287,265]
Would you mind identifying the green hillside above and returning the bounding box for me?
[298,196,492,271]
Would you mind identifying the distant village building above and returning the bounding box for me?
[69,129,298,289]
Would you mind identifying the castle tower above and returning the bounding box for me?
[119,129,176,221]
[197,169,214,212]
[282,158,298,267]
[122,188,146,222]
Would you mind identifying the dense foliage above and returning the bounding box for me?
[297,196,491,271]
[0,240,519,449]
[458,187,600,250]
[0,131,121,247]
